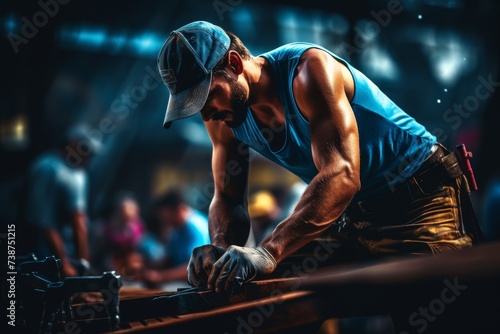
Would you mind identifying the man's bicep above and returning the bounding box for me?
[64,171,88,213]
[294,50,360,172]
[309,113,359,175]
[308,89,359,172]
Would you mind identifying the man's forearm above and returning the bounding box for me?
[209,196,251,248]
[72,212,89,260]
[260,171,358,264]
[44,228,70,264]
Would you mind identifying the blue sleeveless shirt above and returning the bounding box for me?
[232,42,436,200]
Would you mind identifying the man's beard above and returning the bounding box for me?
[216,72,249,128]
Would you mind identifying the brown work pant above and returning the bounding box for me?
[273,175,474,277]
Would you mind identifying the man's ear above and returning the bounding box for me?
[227,50,244,75]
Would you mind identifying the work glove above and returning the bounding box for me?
[207,245,277,294]
[187,244,226,287]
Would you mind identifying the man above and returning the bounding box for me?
[92,191,145,278]
[23,123,98,277]
[139,188,210,288]
[157,21,481,294]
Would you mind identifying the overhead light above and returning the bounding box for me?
[419,29,475,85]
[361,46,400,81]
[0,114,29,151]
[57,24,164,57]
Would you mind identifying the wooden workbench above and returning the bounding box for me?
[55,241,500,333]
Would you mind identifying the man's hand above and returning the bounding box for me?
[207,245,277,293]
[187,244,226,287]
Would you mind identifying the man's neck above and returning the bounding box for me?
[243,56,286,151]
[245,57,284,129]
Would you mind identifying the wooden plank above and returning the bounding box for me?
[112,290,324,334]
[68,242,500,333]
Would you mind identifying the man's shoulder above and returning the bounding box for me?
[292,47,342,88]
[29,152,61,177]
[30,152,88,191]
[261,42,322,60]
[186,210,209,236]
[264,43,341,79]
[187,209,208,228]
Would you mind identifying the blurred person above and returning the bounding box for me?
[156,21,483,296]
[92,191,145,279]
[22,123,99,278]
[248,190,281,245]
[277,180,307,221]
[139,188,210,289]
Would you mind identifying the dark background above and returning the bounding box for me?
[1,0,499,225]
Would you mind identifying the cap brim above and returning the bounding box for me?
[163,73,212,129]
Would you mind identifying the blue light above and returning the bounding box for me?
[76,28,107,46]
[361,46,401,81]
[58,24,166,57]
[130,33,164,56]
[5,16,17,32]
[59,26,166,57]
[59,26,108,52]
[109,33,127,53]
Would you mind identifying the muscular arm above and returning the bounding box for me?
[205,121,251,248]
[43,211,88,277]
[260,48,361,263]
[43,226,78,277]
[72,211,89,260]
[43,227,73,269]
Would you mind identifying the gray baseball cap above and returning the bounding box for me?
[157,21,230,129]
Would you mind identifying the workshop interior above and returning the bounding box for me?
[1,0,500,333]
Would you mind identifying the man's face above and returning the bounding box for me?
[157,205,188,231]
[119,199,139,222]
[199,72,248,128]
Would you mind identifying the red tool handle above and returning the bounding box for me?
[456,144,478,191]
